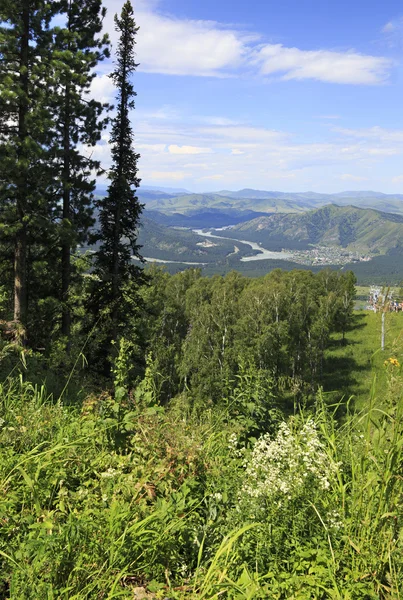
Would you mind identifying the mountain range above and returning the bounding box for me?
[94,186,403,282]
[137,187,403,230]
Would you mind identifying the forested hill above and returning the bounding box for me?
[219,204,403,254]
[137,217,252,262]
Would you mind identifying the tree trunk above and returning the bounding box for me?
[61,86,71,343]
[14,1,30,337]
[14,224,27,325]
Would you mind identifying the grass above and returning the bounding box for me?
[323,310,403,408]
[1,312,403,597]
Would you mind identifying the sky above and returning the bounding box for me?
[91,0,403,193]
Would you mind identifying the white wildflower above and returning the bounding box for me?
[100,467,118,478]
[241,419,340,503]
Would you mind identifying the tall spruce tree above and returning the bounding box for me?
[49,0,110,341]
[93,0,144,345]
[0,0,59,339]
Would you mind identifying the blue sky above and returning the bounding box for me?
[92,0,403,193]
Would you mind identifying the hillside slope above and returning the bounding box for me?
[218,204,403,254]
[137,217,251,263]
[138,191,308,215]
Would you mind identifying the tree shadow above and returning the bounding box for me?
[321,354,368,396]
[350,312,367,330]
[321,312,373,412]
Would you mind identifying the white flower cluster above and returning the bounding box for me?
[228,432,245,459]
[100,467,119,478]
[327,509,344,531]
[242,420,339,502]
[228,432,238,451]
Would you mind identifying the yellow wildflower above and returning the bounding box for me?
[385,357,400,367]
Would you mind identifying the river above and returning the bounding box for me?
[192,229,292,262]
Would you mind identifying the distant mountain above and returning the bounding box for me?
[144,208,269,229]
[216,204,403,255]
[138,190,178,201]
[333,190,403,199]
[134,187,403,218]
[141,192,308,216]
[216,188,293,200]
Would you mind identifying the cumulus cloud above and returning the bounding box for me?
[137,13,250,76]
[101,0,392,84]
[103,1,251,77]
[254,45,392,85]
[89,74,115,104]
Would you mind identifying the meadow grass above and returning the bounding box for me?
[0,314,403,598]
[323,310,403,408]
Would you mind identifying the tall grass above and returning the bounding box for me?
[1,341,403,598]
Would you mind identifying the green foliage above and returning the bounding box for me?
[92,1,144,350]
[138,267,357,408]
[1,333,403,597]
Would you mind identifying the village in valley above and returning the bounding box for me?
[275,244,373,267]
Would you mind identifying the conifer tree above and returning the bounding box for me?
[93,0,144,343]
[49,0,110,341]
[0,0,58,339]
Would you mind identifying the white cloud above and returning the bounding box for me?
[103,1,251,77]
[197,174,224,181]
[254,44,392,84]
[89,74,115,104]
[137,143,166,152]
[201,116,242,126]
[102,0,392,84]
[200,125,286,143]
[340,174,368,182]
[137,13,250,76]
[168,145,213,155]
[126,110,403,191]
[382,21,396,33]
[263,171,297,180]
[381,17,403,48]
[335,126,403,143]
[183,163,210,169]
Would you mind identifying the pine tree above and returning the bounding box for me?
[93,0,144,345]
[49,0,110,341]
[0,0,59,339]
